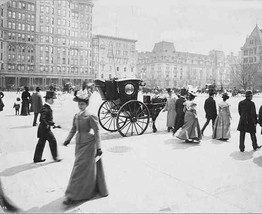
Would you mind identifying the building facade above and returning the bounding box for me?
[92,34,137,80]
[137,41,235,89]
[0,0,94,90]
[241,24,262,71]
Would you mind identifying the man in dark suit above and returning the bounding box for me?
[172,88,187,135]
[237,90,261,152]
[33,91,62,163]
[31,86,43,126]
[201,89,217,136]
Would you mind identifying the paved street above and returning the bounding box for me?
[1,91,262,213]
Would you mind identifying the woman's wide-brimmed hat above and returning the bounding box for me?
[189,91,197,97]
[73,89,90,103]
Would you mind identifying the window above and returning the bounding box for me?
[40,5,44,12]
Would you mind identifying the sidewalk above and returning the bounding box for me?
[1,127,262,213]
[1,92,262,213]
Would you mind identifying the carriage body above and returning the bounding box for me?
[94,78,166,137]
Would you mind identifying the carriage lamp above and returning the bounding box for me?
[125,83,134,95]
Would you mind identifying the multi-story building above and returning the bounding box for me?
[92,34,137,80]
[241,24,262,71]
[137,41,234,89]
[0,0,94,90]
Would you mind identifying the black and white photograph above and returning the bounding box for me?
[1,0,262,213]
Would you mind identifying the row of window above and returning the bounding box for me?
[39,25,90,38]
[243,48,258,56]
[8,64,34,71]
[40,65,90,74]
[8,45,34,53]
[8,11,35,22]
[97,41,135,51]
[38,35,90,48]
[8,22,34,32]
[138,57,213,65]
[8,1,35,11]
[8,32,34,42]
[8,54,34,63]
[39,55,88,66]
[243,57,257,63]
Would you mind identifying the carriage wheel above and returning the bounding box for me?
[116,100,150,137]
[98,101,120,132]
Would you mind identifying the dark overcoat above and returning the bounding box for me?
[237,98,257,133]
[174,96,186,129]
[204,96,217,120]
[31,92,43,113]
[37,104,55,139]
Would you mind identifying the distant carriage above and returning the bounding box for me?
[94,78,167,137]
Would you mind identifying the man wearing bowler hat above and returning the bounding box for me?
[33,91,62,163]
[31,86,43,126]
[237,90,261,152]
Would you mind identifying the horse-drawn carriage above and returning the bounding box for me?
[94,78,167,137]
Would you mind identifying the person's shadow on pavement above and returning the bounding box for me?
[164,138,200,150]
[230,150,254,161]
[0,162,53,176]
[26,195,104,213]
[253,156,262,167]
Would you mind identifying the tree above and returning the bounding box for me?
[230,61,260,91]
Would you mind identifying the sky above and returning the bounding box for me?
[92,0,262,55]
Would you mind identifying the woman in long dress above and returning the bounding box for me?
[63,89,108,205]
[20,86,31,115]
[212,93,231,140]
[162,88,176,132]
[176,92,201,143]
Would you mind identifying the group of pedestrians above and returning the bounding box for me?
[0,83,108,210]
[163,87,262,152]
[32,85,108,205]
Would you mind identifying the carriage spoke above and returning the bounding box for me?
[101,114,111,120]
[134,122,140,135]
[118,114,129,119]
[131,123,134,136]
[136,119,148,125]
[108,117,113,129]
[103,116,112,126]
[135,120,144,131]
[135,104,142,116]
[125,122,132,136]
[121,119,131,130]
[116,100,149,137]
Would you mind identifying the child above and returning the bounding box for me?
[13,97,21,115]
